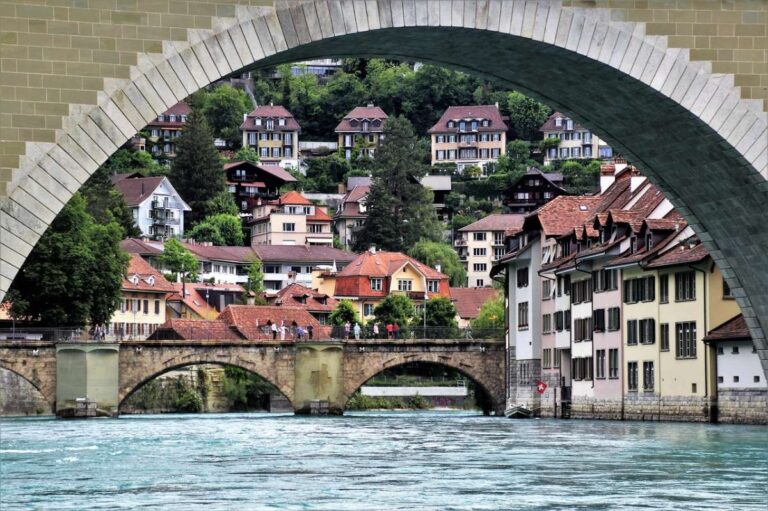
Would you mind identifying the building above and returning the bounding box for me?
[109,254,176,340]
[420,175,452,221]
[265,282,337,325]
[456,214,526,288]
[252,244,357,291]
[112,175,191,240]
[145,101,189,161]
[334,184,370,250]
[540,112,612,164]
[249,191,334,246]
[180,243,256,285]
[223,161,298,218]
[704,314,768,424]
[313,248,450,321]
[449,287,499,328]
[504,167,567,213]
[428,105,508,173]
[335,104,388,160]
[239,104,300,169]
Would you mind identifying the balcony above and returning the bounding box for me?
[152,215,180,226]
[151,199,180,210]
[458,140,477,148]
[454,238,467,247]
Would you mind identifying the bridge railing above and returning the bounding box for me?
[0,327,92,342]
[328,325,504,341]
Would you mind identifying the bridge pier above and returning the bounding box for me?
[293,343,345,415]
[56,344,119,416]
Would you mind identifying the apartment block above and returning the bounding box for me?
[250,191,333,247]
[240,104,300,169]
[145,101,189,161]
[540,112,612,164]
[456,214,525,288]
[428,105,507,173]
[112,174,191,240]
[335,104,388,160]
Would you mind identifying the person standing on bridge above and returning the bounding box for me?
[372,322,380,339]
[386,322,393,339]
[393,323,400,339]
[353,322,361,340]
[344,321,351,340]
[280,321,286,341]
[307,324,313,340]
[270,321,277,340]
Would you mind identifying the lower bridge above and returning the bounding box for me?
[0,338,505,416]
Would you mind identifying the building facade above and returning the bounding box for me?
[223,161,297,218]
[335,104,388,161]
[540,112,612,164]
[253,245,357,291]
[145,101,189,162]
[456,214,525,288]
[504,167,567,213]
[334,185,369,251]
[250,191,333,246]
[112,175,191,240]
[240,104,300,169]
[428,105,508,172]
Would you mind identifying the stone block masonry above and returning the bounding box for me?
[717,388,768,425]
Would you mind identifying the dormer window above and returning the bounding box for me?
[482,119,489,127]
[576,242,581,253]
[554,117,562,127]
[600,229,606,243]
[646,234,653,251]
[180,115,187,122]
[278,117,285,126]
[372,119,381,127]
[169,114,176,122]
[630,236,638,253]
[470,120,478,131]
[459,121,467,132]
[157,115,164,122]
[447,121,455,128]
[255,118,262,126]
[350,119,358,127]
[130,275,139,285]
[147,276,155,286]
[266,119,274,130]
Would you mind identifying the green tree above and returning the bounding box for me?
[203,191,240,217]
[6,193,128,326]
[187,214,243,246]
[471,294,505,329]
[160,238,198,297]
[244,257,267,305]
[186,222,225,246]
[353,116,442,252]
[100,146,165,176]
[560,159,601,195]
[408,241,467,287]
[329,300,361,326]
[230,146,260,164]
[506,91,551,141]
[80,163,140,238]
[374,294,416,326]
[201,84,252,148]
[424,297,458,327]
[169,110,226,226]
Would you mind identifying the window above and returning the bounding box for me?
[639,318,656,344]
[308,224,324,233]
[363,303,375,316]
[572,357,593,381]
[571,279,593,304]
[608,349,619,379]
[676,322,697,359]
[542,314,552,333]
[733,376,740,383]
[473,263,487,272]
[473,232,486,241]
[593,268,617,292]
[143,299,149,315]
[593,308,605,332]
[623,276,655,303]
[154,300,160,315]
[608,307,620,331]
[476,279,484,287]
[542,348,552,368]
[675,271,696,301]
[278,117,285,126]
[397,279,413,291]
[565,310,571,331]
[660,323,670,351]
[473,248,487,257]
[518,302,529,330]
[627,319,638,345]
[427,280,439,293]
[755,376,761,383]
[643,361,654,391]
[717,346,724,355]
[732,346,739,354]
[659,274,669,303]
[542,280,553,300]
[516,268,529,288]
[574,318,593,342]
[718,376,724,384]
[283,223,296,232]
[370,278,382,291]
[553,348,561,368]
[723,278,733,298]
[628,362,638,391]
[554,311,564,332]
[596,350,606,379]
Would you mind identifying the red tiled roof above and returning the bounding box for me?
[335,106,388,132]
[239,105,301,131]
[114,176,165,206]
[146,101,190,128]
[337,251,447,280]
[427,105,508,134]
[167,283,218,319]
[148,319,245,340]
[307,207,331,222]
[278,190,312,205]
[251,245,357,264]
[335,186,370,219]
[644,240,709,269]
[703,314,751,342]
[525,196,602,237]
[217,305,323,339]
[222,162,298,183]
[180,243,256,263]
[458,214,526,235]
[539,112,587,132]
[449,287,499,319]
[110,172,143,184]
[121,238,164,255]
[266,283,337,312]
[604,229,680,268]
[643,218,684,231]
[123,254,176,293]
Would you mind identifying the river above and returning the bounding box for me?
[1,411,766,510]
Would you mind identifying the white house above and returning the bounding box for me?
[112,174,191,240]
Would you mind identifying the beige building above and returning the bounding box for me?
[540,112,612,164]
[428,105,508,173]
[335,104,388,161]
[240,104,300,169]
[334,185,370,251]
[456,214,525,288]
[250,191,333,246]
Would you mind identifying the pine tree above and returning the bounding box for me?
[170,110,226,226]
[353,116,442,252]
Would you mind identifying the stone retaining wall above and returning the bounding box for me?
[716,388,768,425]
[0,367,51,416]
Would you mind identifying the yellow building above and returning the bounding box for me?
[335,104,388,161]
[240,104,300,169]
[109,254,176,340]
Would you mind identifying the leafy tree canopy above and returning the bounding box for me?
[374,294,416,327]
[160,239,199,283]
[408,241,467,287]
[199,84,253,149]
[100,146,165,177]
[329,300,361,326]
[506,91,551,141]
[80,163,140,238]
[187,214,244,246]
[230,146,260,164]
[471,294,505,329]
[424,297,458,327]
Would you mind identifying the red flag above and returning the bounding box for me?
[536,380,547,394]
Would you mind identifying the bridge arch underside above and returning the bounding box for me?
[343,350,506,415]
[0,365,55,415]
[117,349,295,411]
[2,4,767,376]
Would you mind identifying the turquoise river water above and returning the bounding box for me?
[1,411,766,510]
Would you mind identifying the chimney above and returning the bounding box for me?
[494,101,499,109]
[369,245,376,255]
[270,101,273,106]
[141,182,145,195]
[367,102,374,108]
[243,113,247,121]
[599,163,616,194]
[630,168,646,193]
[613,156,628,174]
[435,263,442,274]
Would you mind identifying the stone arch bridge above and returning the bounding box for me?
[0,0,766,375]
[0,338,506,414]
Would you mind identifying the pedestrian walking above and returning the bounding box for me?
[296,326,304,341]
[307,324,314,340]
[280,321,286,341]
[386,323,393,339]
[271,321,277,340]
[393,323,400,339]
[344,321,351,340]
[372,322,380,339]
[353,322,361,340]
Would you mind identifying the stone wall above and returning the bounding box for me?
[0,367,51,416]
[716,388,768,425]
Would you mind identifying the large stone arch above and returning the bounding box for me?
[117,343,296,409]
[0,344,57,411]
[342,344,506,414]
[1,1,766,374]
